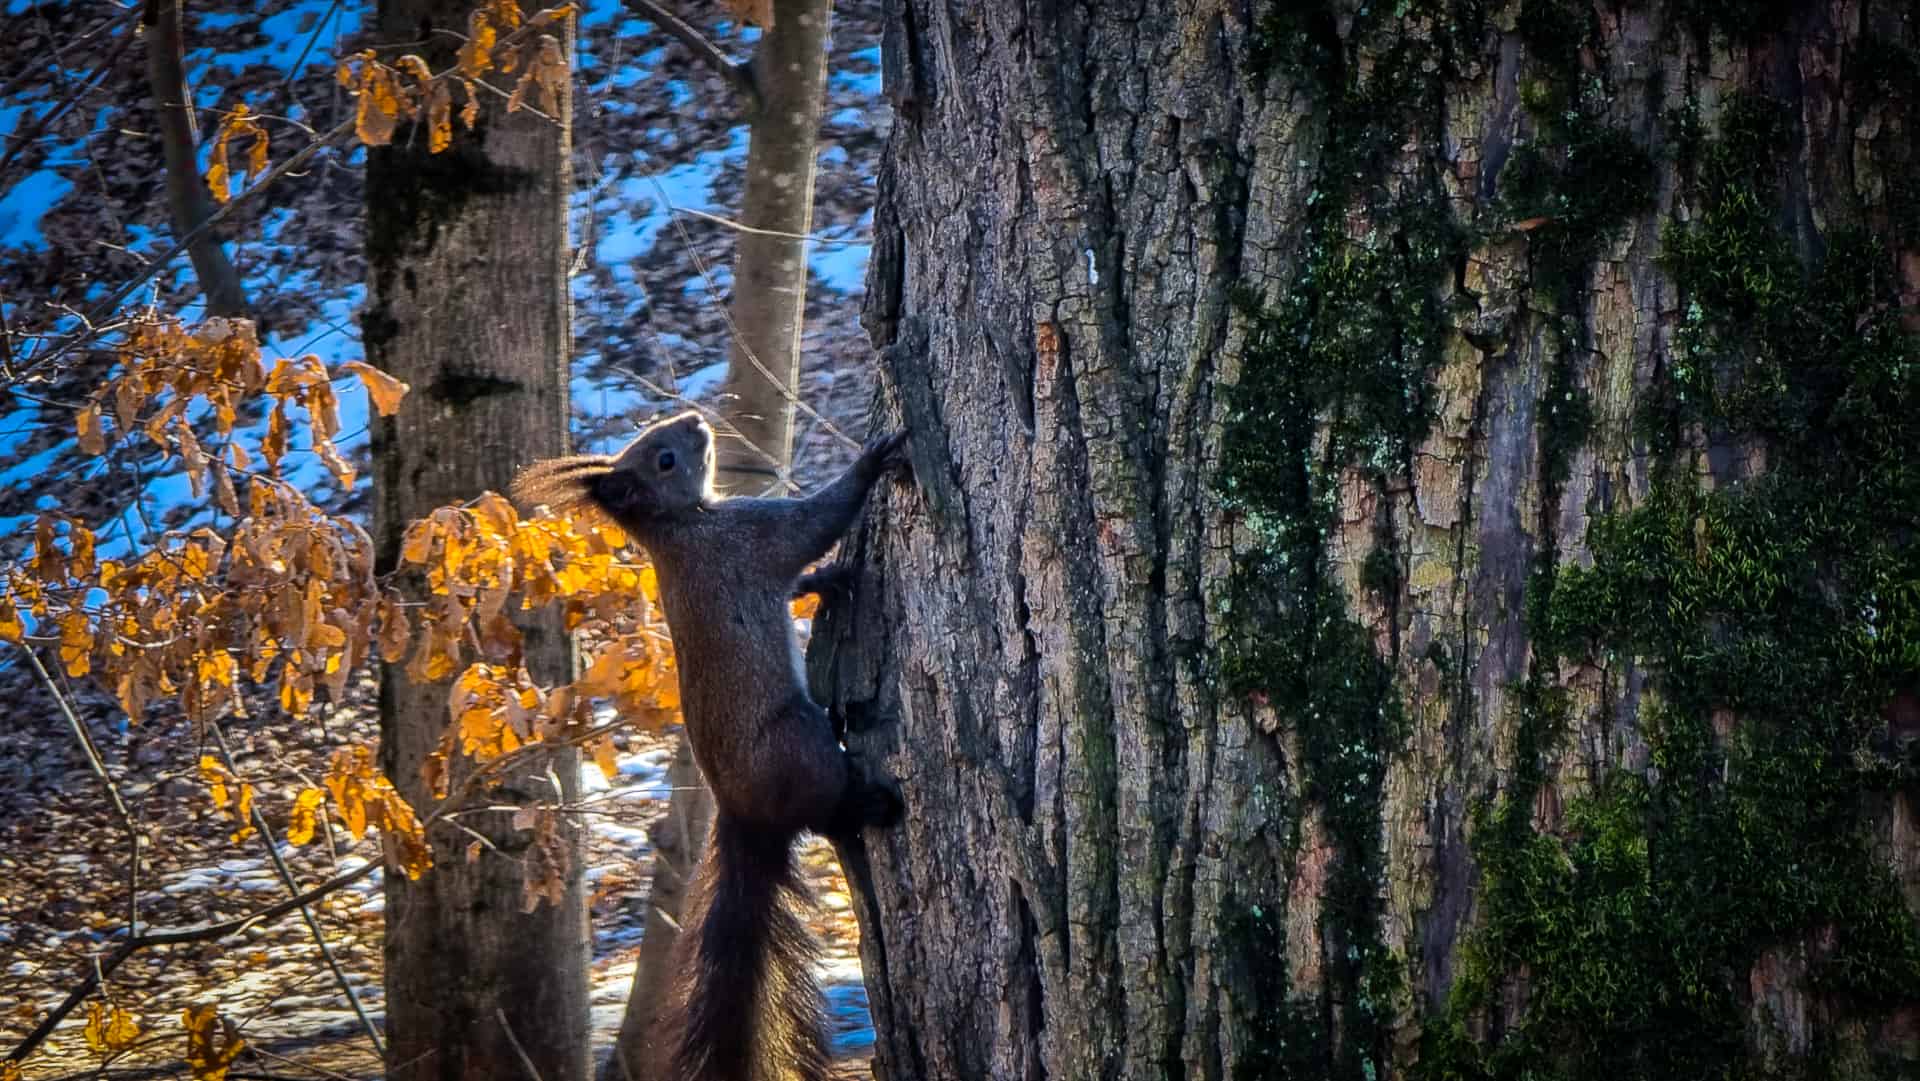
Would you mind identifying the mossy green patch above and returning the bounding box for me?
[1427,92,1920,1079]
[1222,4,1484,1077]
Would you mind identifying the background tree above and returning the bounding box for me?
[363,3,587,1080]
[825,1,1920,1078]
[143,0,247,316]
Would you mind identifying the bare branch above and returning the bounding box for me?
[3,861,381,1067]
[208,719,385,1057]
[20,645,143,933]
[0,9,140,176]
[496,1009,548,1081]
[624,0,761,112]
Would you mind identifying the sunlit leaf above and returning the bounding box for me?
[285,787,326,845]
[58,612,92,677]
[458,9,498,77]
[0,598,23,645]
[344,361,410,416]
[83,1000,142,1054]
[428,81,453,153]
[182,1005,245,1081]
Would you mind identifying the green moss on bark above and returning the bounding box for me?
[1222,4,1485,1077]
[1427,93,1920,1080]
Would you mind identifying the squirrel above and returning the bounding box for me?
[512,410,907,1081]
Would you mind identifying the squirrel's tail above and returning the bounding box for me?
[658,814,830,1081]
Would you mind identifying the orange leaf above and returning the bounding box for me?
[84,1000,143,1053]
[205,136,232,205]
[590,735,619,783]
[0,598,23,644]
[76,401,106,455]
[428,81,453,153]
[230,783,257,844]
[343,361,409,416]
[182,1005,246,1081]
[244,120,269,178]
[400,520,434,565]
[263,401,288,472]
[395,54,433,85]
[457,78,480,129]
[355,66,401,147]
[458,10,498,77]
[285,788,326,845]
[67,523,95,582]
[58,612,92,677]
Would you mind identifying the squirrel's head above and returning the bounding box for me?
[511,411,715,527]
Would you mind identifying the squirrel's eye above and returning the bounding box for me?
[657,449,676,473]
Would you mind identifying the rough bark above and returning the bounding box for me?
[365,4,587,1081]
[713,0,833,488]
[824,2,1920,1079]
[142,0,246,316]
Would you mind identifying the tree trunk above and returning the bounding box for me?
[605,733,712,1081]
[365,4,587,1081]
[826,2,1920,1079]
[712,0,833,489]
[142,0,246,316]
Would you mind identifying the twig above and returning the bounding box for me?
[0,8,141,175]
[665,203,859,244]
[278,0,346,104]
[20,646,143,932]
[208,720,386,1057]
[650,176,857,450]
[495,1009,547,1081]
[623,0,759,113]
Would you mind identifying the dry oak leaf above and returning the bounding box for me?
[181,1005,246,1081]
[0,598,23,644]
[344,361,410,416]
[76,401,106,454]
[83,1000,142,1054]
[285,787,326,845]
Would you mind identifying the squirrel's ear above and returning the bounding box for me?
[590,470,641,511]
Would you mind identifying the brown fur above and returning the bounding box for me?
[512,411,906,1081]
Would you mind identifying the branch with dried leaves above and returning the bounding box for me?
[0,679,642,1071]
[12,4,577,386]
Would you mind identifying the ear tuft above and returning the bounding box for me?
[511,455,614,513]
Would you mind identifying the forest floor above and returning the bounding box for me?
[0,0,891,1076]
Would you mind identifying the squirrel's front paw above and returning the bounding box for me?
[861,429,911,482]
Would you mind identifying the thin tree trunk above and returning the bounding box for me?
[824,2,1920,1079]
[712,0,832,489]
[142,0,246,316]
[606,5,835,1075]
[365,4,587,1081]
[604,736,712,1081]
